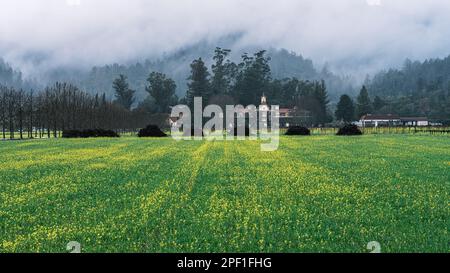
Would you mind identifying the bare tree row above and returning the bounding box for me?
[0,83,152,139]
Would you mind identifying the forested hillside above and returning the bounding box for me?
[75,48,356,102]
[0,59,27,90]
[367,57,450,120]
[2,48,450,121]
[0,47,355,102]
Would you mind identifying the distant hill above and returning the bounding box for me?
[0,59,25,89]
[4,43,450,121]
[369,56,450,97]
[77,47,356,102]
[367,57,450,120]
[2,50,450,120]
[1,45,356,102]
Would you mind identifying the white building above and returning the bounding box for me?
[400,117,429,127]
[360,114,429,127]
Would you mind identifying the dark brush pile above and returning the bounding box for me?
[336,124,363,136]
[62,129,119,138]
[138,125,167,137]
[285,126,311,136]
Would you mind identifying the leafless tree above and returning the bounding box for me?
[0,82,156,140]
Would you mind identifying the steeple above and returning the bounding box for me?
[261,93,267,105]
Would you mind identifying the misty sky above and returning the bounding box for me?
[1,0,450,77]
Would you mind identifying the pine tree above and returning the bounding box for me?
[335,94,355,122]
[112,75,135,110]
[233,50,271,105]
[146,72,177,113]
[356,85,372,118]
[186,58,210,107]
[211,47,234,95]
[314,80,330,124]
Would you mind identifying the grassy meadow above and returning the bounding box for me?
[0,135,449,253]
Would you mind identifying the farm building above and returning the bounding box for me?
[360,114,401,127]
[360,114,429,127]
[400,117,429,127]
[167,95,312,128]
[260,95,313,128]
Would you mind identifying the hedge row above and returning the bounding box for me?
[62,129,119,138]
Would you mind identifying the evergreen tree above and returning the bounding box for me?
[335,94,355,122]
[186,58,210,107]
[294,80,331,126]
[112,74,135,110]
[146,72,177,113]
[280,78,299,108]
[211,47,235,95]
[314,80,330,124]
[356,85,372,118]
[233,51,271,105]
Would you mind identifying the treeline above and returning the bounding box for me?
[366,57,450,120]
[335,84,450,124]
[335,86,373,122]
[0,83,153,140]
[85,48,354,102]
[126,48,332,126]
[2,48,332,140]
[0,59,30,90]
[1,46,355,102]
[10,47,450,133]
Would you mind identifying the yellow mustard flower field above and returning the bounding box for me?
[0,135,448,253]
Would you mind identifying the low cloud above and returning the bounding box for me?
[1,0,450,77]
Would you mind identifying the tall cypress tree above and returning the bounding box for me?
[314,80,330,124]
[112,74,135,110]
[335,94,355,122]
[186,58,210,107]
[233,50,271,105]
[211,47,235,95]
[356,85,372,118]
[146,72,177,113]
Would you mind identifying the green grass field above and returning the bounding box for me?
[0,135,449,253]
